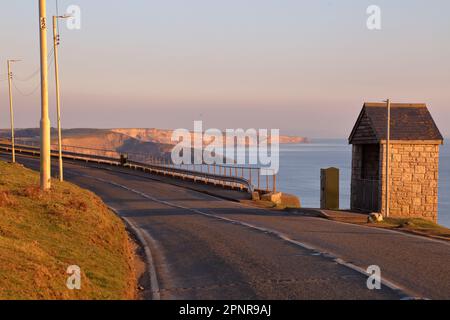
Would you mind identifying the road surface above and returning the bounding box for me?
[3,153,450,300]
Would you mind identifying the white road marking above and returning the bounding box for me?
[2,154,440,299]
[78,172,424,300]
[96,162,450,248]
[109,207,161,300]
[319,210,450,248]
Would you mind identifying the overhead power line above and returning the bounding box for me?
[13,48,55,82]
[13,80,42,97]
[56,0,61,35]
[12,50,55,96]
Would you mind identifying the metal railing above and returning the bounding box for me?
[0,138,278,194]
[351,178,380,212]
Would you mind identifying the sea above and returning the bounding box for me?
[276,139,450,228]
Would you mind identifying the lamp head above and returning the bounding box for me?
[56,14,72,19]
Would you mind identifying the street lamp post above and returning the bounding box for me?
[7,59,20,163]
[384,99,391,218]
[53,15,70,182]
[39,0,51,191]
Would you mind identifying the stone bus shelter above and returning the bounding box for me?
[348,103,444,222]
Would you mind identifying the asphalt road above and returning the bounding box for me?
[3,154,450,300]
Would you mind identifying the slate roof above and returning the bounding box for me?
[349,103,444,144]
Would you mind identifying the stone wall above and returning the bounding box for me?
[379,143,440,222]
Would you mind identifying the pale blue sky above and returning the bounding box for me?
[0,0,449,138]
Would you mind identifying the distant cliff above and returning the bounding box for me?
[279,136,309,144]
[0,128,173,160]
[112,128,309,145]
[1,128,308,160]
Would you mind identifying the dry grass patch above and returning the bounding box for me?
[321,209,450,241]
[373,217,450,241]
[0,162,136,300]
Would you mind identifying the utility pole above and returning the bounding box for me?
[384,99,391,218]
[7,60,20,163]
[39,0,51,191]
[53,15,69,182]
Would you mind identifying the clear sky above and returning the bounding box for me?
[0,0,449,138]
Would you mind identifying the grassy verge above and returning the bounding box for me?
[373,217,450,241]
[0,161,136,300]
[316,209,450,241]
[244,199,450,242]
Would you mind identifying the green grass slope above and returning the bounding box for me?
[0,161,136,300]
